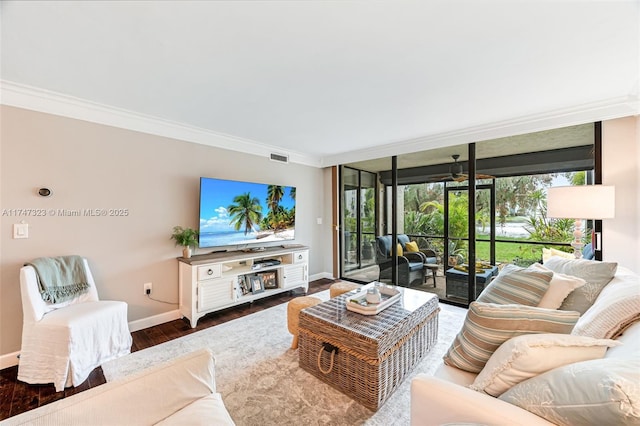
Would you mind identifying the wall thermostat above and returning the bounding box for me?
[38,188,52,197]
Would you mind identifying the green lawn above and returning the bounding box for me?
[475,237,551,266]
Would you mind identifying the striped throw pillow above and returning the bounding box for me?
[443,302,581,373]
[476,264,553,306]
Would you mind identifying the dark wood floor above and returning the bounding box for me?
[0,278,336,421]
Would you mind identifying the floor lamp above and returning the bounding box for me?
[546,185,615,259]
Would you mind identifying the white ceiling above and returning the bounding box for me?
[1,1,638,167]
[347,122,596,172]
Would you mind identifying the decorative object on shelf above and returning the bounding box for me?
[346,283,401,315]
[259,271,278,289]
[238,276,249,295]
[249,275,264,293]
[170,226,199,258]
[547,185,615,258]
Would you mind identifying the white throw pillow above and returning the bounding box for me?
[530,263,586,309]
[469,333,620,397]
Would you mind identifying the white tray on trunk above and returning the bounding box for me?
[346,285,401,315]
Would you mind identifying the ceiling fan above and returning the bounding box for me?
[433,155,495,182]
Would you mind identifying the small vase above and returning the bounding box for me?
[183,247,192,259]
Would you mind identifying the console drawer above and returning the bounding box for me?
[293,251,308,264]
[198,264,222,280]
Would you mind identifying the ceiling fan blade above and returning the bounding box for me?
[431,174,454,182]
[475,173,495,180]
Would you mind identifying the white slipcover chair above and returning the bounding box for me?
[18,258,132,392]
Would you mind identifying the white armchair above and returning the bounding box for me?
[18,258,132,392]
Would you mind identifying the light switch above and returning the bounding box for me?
[13,223,29,239]
[316,217,323,225]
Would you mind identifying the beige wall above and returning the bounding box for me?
[0,106,329,358]
[602,116,640,272]
[1,107,637,362]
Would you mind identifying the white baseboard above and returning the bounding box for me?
[128,309,182,333]
[309,272,335,281]
[2,279,335,369]
[0,351,20,369]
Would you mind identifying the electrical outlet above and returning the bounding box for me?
[144,282,152,295]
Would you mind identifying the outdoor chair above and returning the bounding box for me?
[375,235,426,287]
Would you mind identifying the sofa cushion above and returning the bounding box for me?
[376,236,392,258]
[543,257,618,314]
[3,348,218,425]
[499,357,640,425]
[408,261,423,272]
[529,263,586,309]
[154,393,235,425]
[582,242,595,260]
[476,264,552,306]
[469,333,619,397]
[443,302,580,373]
[571,267,640,339]
[397,234,410,248]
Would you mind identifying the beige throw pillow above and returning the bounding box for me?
[542,247,575,263]
[530,263,587,309]
[469,333,619,397]
[443,302,581,373]
[476,264,552,306]
[543,257,617,314]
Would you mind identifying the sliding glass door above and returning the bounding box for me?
[341,167,378,282]
[444,183,495,303]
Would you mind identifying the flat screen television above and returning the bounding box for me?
[198,177,296,250]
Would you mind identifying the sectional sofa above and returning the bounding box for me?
[2,349,235,425]
[411,258,640,425]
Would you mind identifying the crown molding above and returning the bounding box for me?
[3,80,637,170]
[0,80,322,168]
[321,95,640,167]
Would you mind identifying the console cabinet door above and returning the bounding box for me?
[283,264,307,289]
[198,278,234,312]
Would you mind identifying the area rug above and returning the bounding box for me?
[102,290,467,426]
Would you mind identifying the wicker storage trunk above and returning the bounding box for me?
[298,288,439,411]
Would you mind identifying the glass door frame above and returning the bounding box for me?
[443,180,496,306]
[339,166,378,280]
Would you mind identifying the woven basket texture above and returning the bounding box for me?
[298,292,439,410]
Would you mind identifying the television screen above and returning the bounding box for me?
[199,177,296,249]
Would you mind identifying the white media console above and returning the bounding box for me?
[178,245,309,328]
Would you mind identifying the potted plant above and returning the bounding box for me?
[171,226,199,258]
[447,240,465,266]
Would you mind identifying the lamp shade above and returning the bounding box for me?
[547,185,615,219]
